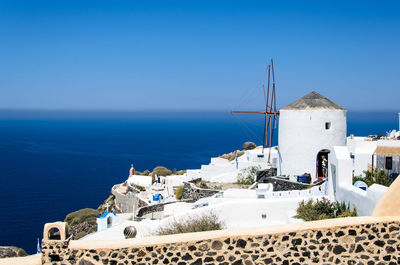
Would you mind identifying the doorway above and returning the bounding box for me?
[316,149,330,179]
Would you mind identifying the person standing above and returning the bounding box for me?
[321,156,328,179]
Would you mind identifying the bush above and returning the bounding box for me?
[152,166,173,177]
[142,169,150,176]
[195,180,210,189]
[295,198,357,221]
[175,170,186,175]
[236,166,260,185]
[353,169,392,187]
[156,211,225,235]
[134,185,146,191]
[175,185,184,200]
[65,208,99,226]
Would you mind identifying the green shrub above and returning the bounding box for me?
[175,170,186,175]
[65,208,99,226]
[142,169,150,176]
[156,211,225,235]
[135,170,142,175]
[353,169,392,187]
[236,166,260,185]
[175,185,184,200]
[134,185,146,191]
[152,166,173,177]
[295,198,357,221]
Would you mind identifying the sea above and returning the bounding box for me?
[0,110,398,253]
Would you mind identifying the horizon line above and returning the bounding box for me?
[0,108,399,113]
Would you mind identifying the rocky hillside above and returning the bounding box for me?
[64,208,99,240]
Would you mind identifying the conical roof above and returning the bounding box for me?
[281,91,345,110]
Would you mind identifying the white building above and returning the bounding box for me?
[278,91,347,180]
[346,136,400,177]
[96,211,119,232]
[187,147,277,183]
[329,134,400,215]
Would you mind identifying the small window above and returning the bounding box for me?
[386,157,393,170]
[325,122,331,130]
[261,213,267,219]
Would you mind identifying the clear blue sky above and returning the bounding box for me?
[0,0,399,111]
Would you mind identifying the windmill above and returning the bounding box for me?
[231,59,279,165]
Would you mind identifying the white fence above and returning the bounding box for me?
[257,181,328,199]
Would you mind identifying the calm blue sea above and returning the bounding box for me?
[0,110,398,253]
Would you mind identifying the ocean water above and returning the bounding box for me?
[0,110,398,253]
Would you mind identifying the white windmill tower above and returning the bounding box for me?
[278,91,347,181]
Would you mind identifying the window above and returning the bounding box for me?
[386,157,393,170]
[325,122,331,130]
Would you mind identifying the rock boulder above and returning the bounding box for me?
[0,246,27,259]
[242,142,257,150]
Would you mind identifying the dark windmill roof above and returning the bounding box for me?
[281,91,345,110]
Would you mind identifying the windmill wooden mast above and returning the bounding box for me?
[231,59,279,165]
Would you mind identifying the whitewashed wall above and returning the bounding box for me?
[330,146,388,216]
[336,183,387,216]
[199,149,277,183]
[160,197,315,229]
[279,109,347,180]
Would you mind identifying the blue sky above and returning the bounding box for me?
[0,0,399,111]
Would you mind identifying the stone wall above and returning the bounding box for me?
[182,182,220,201]
[41,240,70,264]
[261,177,311,191]
[110,188,139,214]
[136,199,192,217]
[41,216,400,265]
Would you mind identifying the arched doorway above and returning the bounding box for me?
[48,227,61,240]
[316,149,330,180]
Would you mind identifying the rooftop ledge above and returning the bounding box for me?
[69,216,400,250]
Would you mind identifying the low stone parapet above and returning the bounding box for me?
[41,216,400,264]
[182,182,220,201]
[136,199,193,217]
[261,176,311,191]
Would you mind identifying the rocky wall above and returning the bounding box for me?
[261,177,311,191]
[136,199,193,218]
[41,217,400,265]
[182,182,219,201]
[136,201,175,218]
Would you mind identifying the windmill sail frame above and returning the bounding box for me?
[231,59,279,165]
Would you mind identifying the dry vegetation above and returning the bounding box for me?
[156,211,225,235]
[175,185,184,200]
[194,180,250,190]
[135,166,186,177]
[219,150,245,161]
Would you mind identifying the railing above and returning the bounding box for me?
[259,182,328,199]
